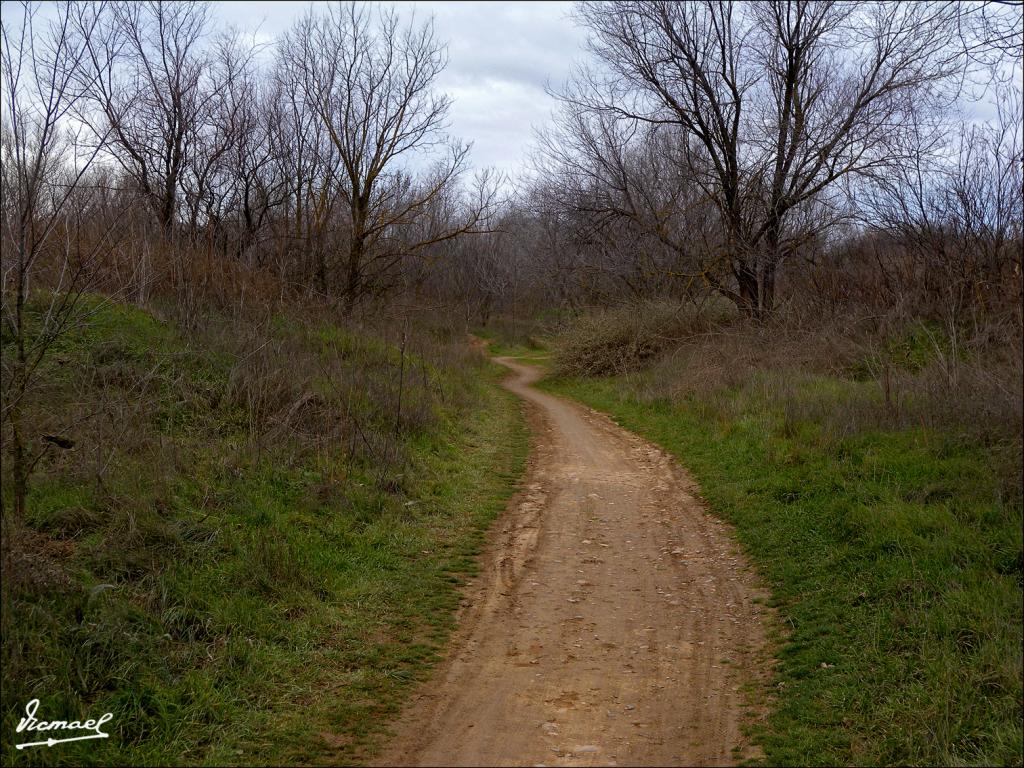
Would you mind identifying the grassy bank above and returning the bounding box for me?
[2,298,528,766]
[532,307,1022,766]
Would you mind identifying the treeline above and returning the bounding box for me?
[2,1,500,310]
[4,2,1021,332]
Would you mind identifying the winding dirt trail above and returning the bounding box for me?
[376,357,770,767]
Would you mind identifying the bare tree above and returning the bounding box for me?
[1,1,120,520]
[863,82,1023,321]
[76,0,220,239]
[536,108,714,301]
[216,57,289,266]
[284,2,496,310]
[566,0,967,317]
[271,45,344,292]
[180,28,260,240]
[957,0,1024,68]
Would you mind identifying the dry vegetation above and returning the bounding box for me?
[555,301,1022,445]
[1,3,525,763]
[1,0,1022,764]
[1,290,529,765]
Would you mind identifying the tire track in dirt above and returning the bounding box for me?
[376,357,771,767]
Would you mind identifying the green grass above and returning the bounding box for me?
[542,374,1023,766]
[2,298,529,765]
[488,344,551,365]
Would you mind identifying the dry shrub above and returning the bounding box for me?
[223,334,323,446]
[25,287,480,536]
[897,349,1023,438]
[175,299,482,489]
[483,313,550,350]
[760,351,1023,462]
[554,300,725,377]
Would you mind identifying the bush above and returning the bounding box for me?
[553,300,727,377]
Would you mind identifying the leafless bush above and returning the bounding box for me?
[899,344,1023,438]
[769,349,1023,445]
[554,300,727,377]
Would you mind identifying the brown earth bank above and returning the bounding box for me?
[375,357,772,767]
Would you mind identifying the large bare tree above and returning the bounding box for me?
[536,106,714,300]
[76,0,223,239]
[566,0,967,317]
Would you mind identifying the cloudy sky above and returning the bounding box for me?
[6,0,1012,178]
[214,1,588,180]
[211,0,1017,179]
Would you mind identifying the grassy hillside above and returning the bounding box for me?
[534,306,1022,766]
[1,297,528,766]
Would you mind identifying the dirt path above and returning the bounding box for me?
[376,357,770,767]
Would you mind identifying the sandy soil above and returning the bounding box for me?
[375,357,771,767]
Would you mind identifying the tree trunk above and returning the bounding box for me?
[159,187,176,240]
[345,200,368,313]
[733,253,778,320]
[760,259,777,317]
[735,264,759,316]
[9,398,28,521]
[7,275,29,522]
[344,236,363,314]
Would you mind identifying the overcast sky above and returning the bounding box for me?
[211,1,1018,180]
[5,0,1013,178]
[213,1,588,181]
